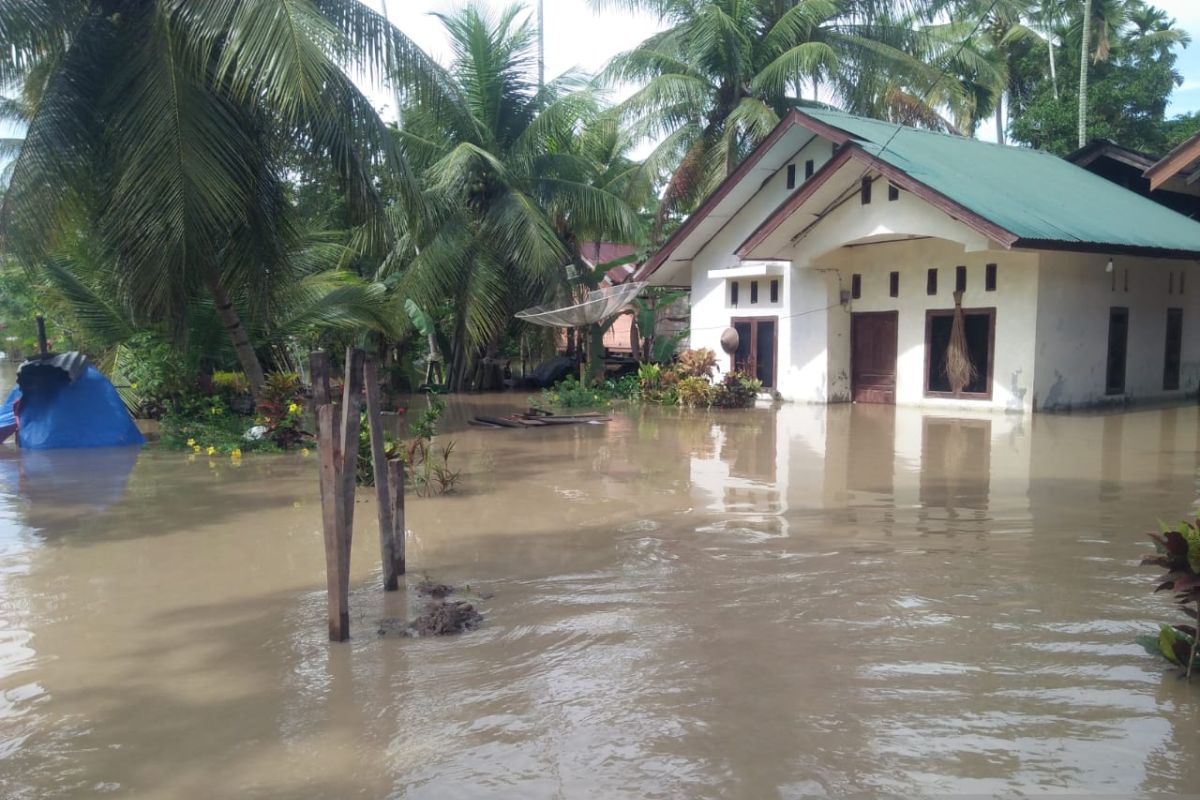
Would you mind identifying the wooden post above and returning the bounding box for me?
[387,459,406,576]
[337,348,364,602]
[317,403,350,641]
[311,350,331,406]
[363,356,399,590]
[35,315,47,357]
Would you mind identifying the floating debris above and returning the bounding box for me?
[377,581,485,638]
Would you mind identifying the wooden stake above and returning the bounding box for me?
[363,356,399,590]
[387,459,406,576]
[337,348,365,601]
[317,403,349,641]
[310,350,331,407]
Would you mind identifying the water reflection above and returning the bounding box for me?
[0,396,1198,798]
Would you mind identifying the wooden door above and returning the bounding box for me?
[731,317,777,388]
[851,311,898,404]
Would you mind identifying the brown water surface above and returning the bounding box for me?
[1,364,1198,798]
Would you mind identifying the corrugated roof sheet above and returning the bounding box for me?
[805,108,1200,254]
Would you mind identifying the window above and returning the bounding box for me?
[861,177,872,205]
[730,281,739,306]
[750,280,759,304]
[804,159,814,179]
[786,163,796,189]
[888,183,900,201]
[1106,307,1129,395]
[769,279,779,303]
[851,273,862,299]
[985,263,997,292]
[1164,308,1183,391]
[889,271,899,298]
[924,308,995,398]
[955,265,967,293]
[927,268,938,296]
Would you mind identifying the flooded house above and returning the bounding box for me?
[634,109,1200,413]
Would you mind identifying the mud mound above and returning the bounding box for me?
[377,581,485,638]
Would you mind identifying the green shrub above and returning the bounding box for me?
[539,375,611,408]
[1138,519,1200,678]
[677,376,714,407]
[713,372,762,408]
[677,348,717,379]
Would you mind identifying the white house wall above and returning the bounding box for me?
[1032,252,1200,410]
[689,137,839,375]
[814,238,1039,413]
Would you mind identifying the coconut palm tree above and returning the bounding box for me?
[591,0,965,225]
[0,0,440,397]
[386,4,642,390]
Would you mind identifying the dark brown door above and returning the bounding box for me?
[731,317,777,388]
[851,311,898,404]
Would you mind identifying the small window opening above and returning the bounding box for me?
[926,268,938,296]
[786,164,796,189]
[889,271,899,298]
[730,281,739,306]
[1164,307,1183,391]
[851,273,862,299]
[1106,307,1129,395]
[985,263,997,292]
[860,177,872,205]
[888,184,900,201]
[955,265,967,293]
[769,279,779,303]
[750,281,759,304]
[804,159,814,179]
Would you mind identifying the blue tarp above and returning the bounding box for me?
[0,363,145,449]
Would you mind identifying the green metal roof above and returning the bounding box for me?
[804,108,1200,255]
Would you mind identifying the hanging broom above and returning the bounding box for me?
[944,290,977,394]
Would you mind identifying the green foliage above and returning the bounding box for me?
[115,333,198,418]
[1139,519,1200,678]
[676,375,715,408]
[1009,4,1190,155]
[539,375,613,409]
[160,395,274,455]
[254,372,306,449]
[211,371,249,395]
[408,395,447,440]
[403,439,462,497]
[713,372,762,408]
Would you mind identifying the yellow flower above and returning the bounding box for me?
[300,448,310,458]
[192,445,201,454]
[130,382,139,390]
[230,448,242,459]
[210,406,222,416]
[206,446,217,456]
[186,438,196,447]
[287,402,300,414]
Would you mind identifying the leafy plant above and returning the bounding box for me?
[403,439,461,497]
[677,348,717,379]
[254,372,306,449]
[1138,520,1200,678]
[713,372,762,408]
[677,376,714,408]
[408,395,447,440]
[539,375,612,408]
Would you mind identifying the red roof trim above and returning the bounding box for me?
[634,110,845,281]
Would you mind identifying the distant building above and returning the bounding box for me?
[1068,139,1200,220]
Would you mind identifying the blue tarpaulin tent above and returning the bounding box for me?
[0,353,145,449]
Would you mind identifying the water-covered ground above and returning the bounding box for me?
[1,369,1199,798]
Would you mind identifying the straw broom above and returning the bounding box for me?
[945,290,977,394]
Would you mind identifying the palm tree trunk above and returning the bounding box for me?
[995,94,1005,146]
[1048,33,1059,99]
[207,275,266,398]
[1079,0,1094,148]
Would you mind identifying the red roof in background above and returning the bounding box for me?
[579,241,641,286]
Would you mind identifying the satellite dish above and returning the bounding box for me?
[720,327,739,355]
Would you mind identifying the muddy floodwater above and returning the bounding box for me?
[2,373,1200,797]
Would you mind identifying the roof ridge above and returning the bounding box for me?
[804,107,1058,157]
